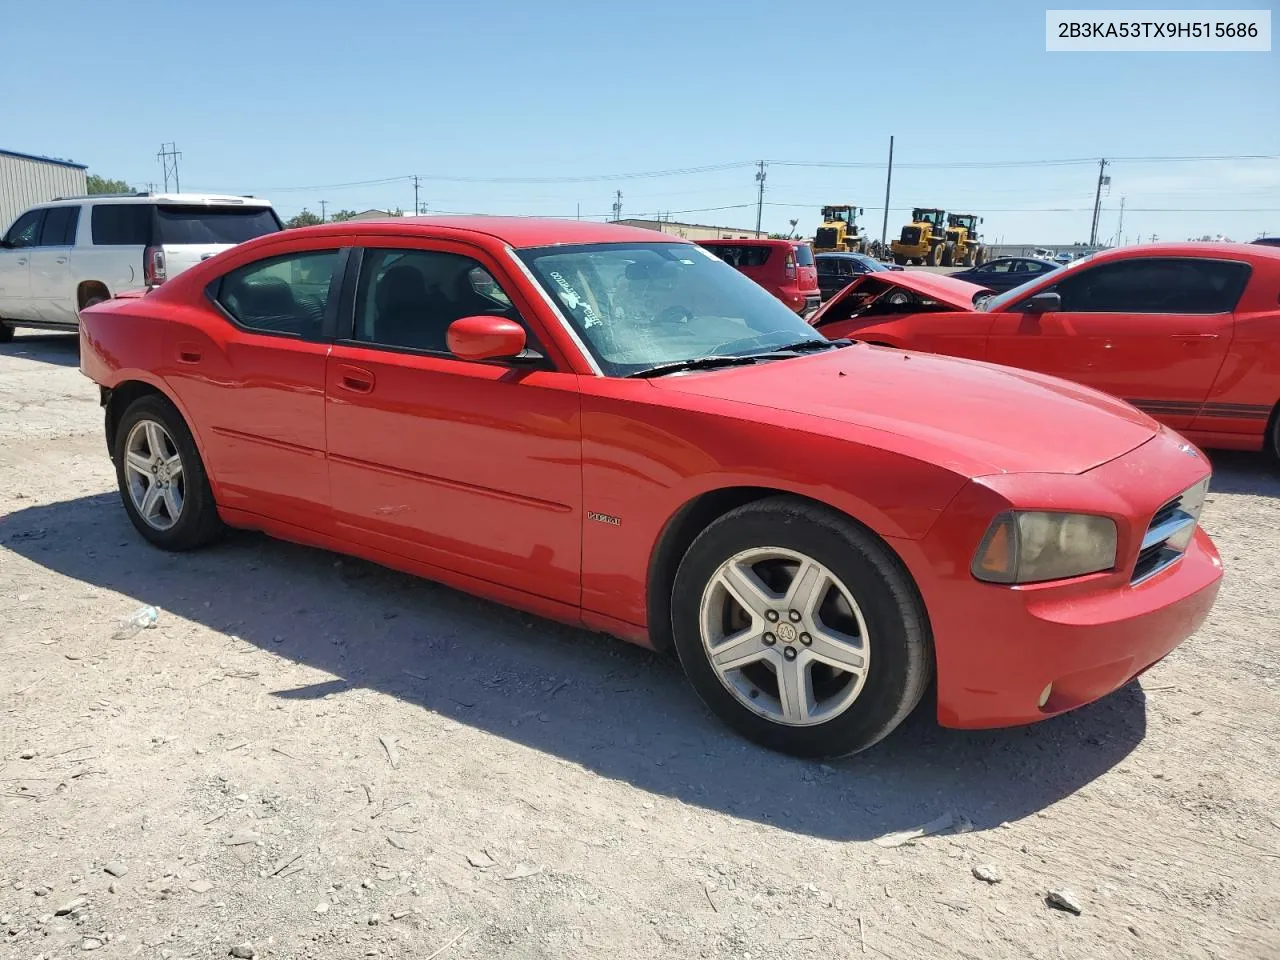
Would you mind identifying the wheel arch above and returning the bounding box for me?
[77,280,111,311]
[645,485,931,657]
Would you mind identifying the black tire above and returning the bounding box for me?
[974,246,987,267]
[0,322,13,343]
[892,254,907,266]
[940,242,955,267]
[1269,404,1280,461]
[113,394,225,551]
[670,496,933,758]
[927,244,945,267]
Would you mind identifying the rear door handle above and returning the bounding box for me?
[16,257,27,266]
[1172,333,1219,341]
[337,364,375,393]
[55,256,68,264]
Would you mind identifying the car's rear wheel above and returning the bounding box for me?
[114,394,224,551]
[1269,403,1280,460]
[892,255,907,266]
[670,497,932,758]
[0,322,13,343]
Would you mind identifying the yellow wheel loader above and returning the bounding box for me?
[889,208,948,266]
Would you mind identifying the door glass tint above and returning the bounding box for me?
[1048,258,1251,313]
[353,249,527,354]
[704,244,771,268]
[39,207,79,246]
[216,250,340,338]
[154,206,281,244]
[91,205,153,245]
[4,210,45,248]
[984,260,1013,273]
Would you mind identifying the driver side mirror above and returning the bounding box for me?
[1023,291,1061,314]
[446,315,534,362]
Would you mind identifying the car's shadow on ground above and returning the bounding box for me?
[1208,450,1279,498]
[0,331,80,367]
[2,493,1149,842]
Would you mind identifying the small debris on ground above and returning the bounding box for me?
[972,863,1003,884]
[229,943,256,959]
[1046,888,1083,915]
[103,862,128,878]
[873,812,956,848]
[466,850,497,869]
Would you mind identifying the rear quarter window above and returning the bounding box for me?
[793,244,814,266]
[91,204,153,245]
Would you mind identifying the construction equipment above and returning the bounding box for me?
[942,213,987,267]
[813,205,868,254]
[890,208,948,266]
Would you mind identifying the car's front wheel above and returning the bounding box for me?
[0,322,13,343]
[671,497,933,758]
[114,394,224,551]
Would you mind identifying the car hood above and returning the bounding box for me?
[809,271,990,324]
[655,346,1159,477]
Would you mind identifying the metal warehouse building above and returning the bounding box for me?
[0,149,88,234]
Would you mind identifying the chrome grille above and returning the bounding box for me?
[1131,479,1209,585]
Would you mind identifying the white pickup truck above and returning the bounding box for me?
[0,193,282,341]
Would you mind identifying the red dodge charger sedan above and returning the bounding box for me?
[79,218,1222,757]
[809,242,1280,457]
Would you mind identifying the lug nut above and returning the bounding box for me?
[800,633,812,646]
[765,610,779,622]
[783,647,798,661]
[789,610,802,622]
[763,633,776,646]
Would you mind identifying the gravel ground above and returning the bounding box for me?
[2,331,1278,960]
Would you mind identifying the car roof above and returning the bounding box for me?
[699,237,798,247]
[815,251,871,259]
[1085,241,1280,263]
[43,193,274,208]
[281,215,689,249]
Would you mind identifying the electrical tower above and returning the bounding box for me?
[157,142,182,193]
[754,160,767,237]
[612,190,623,222]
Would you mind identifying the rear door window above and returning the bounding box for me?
[39,207,80,246]
[215,250,341,338]
[91,204,153,245]
[155,206,282,245]
[793,244,814,266]
[706,245,771,268]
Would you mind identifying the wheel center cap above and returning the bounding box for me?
[776,622,798,644]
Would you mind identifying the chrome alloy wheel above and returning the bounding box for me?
[123,419,185,531]
[698,547,871,727]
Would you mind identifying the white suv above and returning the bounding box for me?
[0,193,282,341]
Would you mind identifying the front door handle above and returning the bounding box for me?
[16,257,27,266]
[176,342,203,364]
[1172,333,1219,341]
[337,364,375,394]
[55,256,68,264]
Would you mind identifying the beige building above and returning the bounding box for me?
[1,148,88,233]
[616,218,762,241]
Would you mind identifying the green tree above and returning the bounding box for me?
[329,209,359,222]
[86,173,132,195]
[285,209,324,229]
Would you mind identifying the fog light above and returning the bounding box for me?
[1038,683,1053,708]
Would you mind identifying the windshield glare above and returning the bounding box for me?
[517,242,824,376]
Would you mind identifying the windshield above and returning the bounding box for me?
[155,205,282,244]
[915,210,944,227]
[517,242,826,377]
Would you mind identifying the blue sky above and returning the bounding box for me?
[3,0,1277,242]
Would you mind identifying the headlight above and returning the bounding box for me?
[972,512,1117,584]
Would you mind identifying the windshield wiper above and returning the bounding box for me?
[763,338,851,353]
[627,355,771,379]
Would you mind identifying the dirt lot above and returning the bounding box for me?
[2,331,1278,960]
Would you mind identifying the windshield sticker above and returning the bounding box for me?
[549,271,602,326]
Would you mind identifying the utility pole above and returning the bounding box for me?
[412,176,422,215]
[612,190,622,222]
[881,135,895,246]
[754,160,767,237]
[1089,158,1110,247]
[157,142,182,192]
[1114,196,1125,246]
[576,202,580,221]
[319,200,328,222]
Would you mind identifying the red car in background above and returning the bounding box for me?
[810,242,1280,457]
[698,237,821,314]
[79,218,1221,758]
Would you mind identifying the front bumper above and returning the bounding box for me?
[892,432,1223,729]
